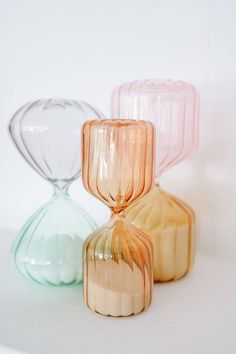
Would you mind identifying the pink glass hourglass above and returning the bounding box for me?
[111,79,199,282]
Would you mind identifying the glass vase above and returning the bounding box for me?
[111,80,199,282]
[9,99,103,286]
[82,119,155,316]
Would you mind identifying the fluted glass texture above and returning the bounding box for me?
[82,119,155,316]
[111,80,199,282]
[127,184,195,281]
[9,99,103,286]
[111,79,199,176]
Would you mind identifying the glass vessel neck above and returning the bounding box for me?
[110,211,126,223]
[155,176,160,187]
[53,182,70,198]
[111,208,125,218]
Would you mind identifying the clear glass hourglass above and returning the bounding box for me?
[111,80,199,282]
[9,99,103,286]
[82,119,155,316]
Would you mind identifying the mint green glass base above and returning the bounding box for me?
[12,190,97,286]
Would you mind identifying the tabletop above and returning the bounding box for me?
[0,229,235,354]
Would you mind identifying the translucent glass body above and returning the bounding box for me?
[82,119,155,316]
[111,80,199,282]
[126,184,195,281]
[9,99,103,286]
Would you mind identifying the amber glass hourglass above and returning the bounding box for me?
[82,119,155,316]
[111,80,199,282]
[9,99,103,286]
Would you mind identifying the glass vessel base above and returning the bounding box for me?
[125,184,195,282]
[83,215,153,317]
[12,192,97,286]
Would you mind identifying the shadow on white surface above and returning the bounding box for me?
[0,229,235,354]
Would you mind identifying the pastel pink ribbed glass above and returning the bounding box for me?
[111,79,199,282]
[111,79,199,176]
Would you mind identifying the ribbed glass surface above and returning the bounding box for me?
[111,80,199,282]
[126,184,195,282]
[82,119,155,316]
[9,99,103,286]
[111,79,199,176]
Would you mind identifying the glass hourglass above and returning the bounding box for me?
[111,80,199,282]
[9,99,103,286]
[82,119,155,316]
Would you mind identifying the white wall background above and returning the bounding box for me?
[0,0,235,261]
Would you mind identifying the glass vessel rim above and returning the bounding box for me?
[84,118,153,128]
[113,78,197,93]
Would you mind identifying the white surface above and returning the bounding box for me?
[0,230,235,354]
[0,1,236,353]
